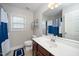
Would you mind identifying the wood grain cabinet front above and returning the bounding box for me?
[37,45,49,56]
[32,40,38,56]
[32,40,54,56]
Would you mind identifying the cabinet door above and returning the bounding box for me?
[32,41,54,56]
[37,44,49,56]
[32,41,38,56]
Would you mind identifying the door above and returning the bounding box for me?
[64,10,79,41]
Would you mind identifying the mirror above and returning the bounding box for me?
[42,3,79,42]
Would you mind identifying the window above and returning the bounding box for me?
[11,16,25,31]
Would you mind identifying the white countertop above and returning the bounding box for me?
[32,36,79,56]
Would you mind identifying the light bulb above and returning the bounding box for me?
[48,3,61,9]
[48,3,52,8]
[50,6,54,9]
[55,4,59,8]
[48,3,55,9]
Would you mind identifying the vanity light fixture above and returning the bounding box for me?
[48,3,55,9]
[54,3,59,8]
[48,3,61,9]
[50,6,54,9]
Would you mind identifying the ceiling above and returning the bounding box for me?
[43,5,62,16]
[1,3,73,15]
[1,3,46,12]
[43,3,72,16]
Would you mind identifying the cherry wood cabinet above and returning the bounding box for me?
[32,40,54,56]
[32,41,38,56]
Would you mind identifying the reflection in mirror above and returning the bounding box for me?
[43,3,79,42]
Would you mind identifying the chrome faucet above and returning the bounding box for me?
[50,36,57,42]
[51,38,55,42]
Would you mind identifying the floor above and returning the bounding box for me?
[6,47,32,56]
[25,50,32,56]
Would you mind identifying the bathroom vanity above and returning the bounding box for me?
[32,36,79,56]
[32,40,53,56]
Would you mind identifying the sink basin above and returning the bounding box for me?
[49,41,58,48]
[36,37,58,48]
[43,39,58,48]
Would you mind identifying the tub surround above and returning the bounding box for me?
[32,36,79,56]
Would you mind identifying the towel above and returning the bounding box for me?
[1,39,11,55]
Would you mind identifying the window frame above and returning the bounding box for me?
[11,16,25,31]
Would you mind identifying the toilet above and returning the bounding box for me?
[24,40,32,51]
[24,35,37,55]
[24,35,37,51]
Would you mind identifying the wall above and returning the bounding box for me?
[46,13,62,25]
[46,12,62,20]
[34,3,48,36]
[34,3,63,36]
[47,13,62,36]
[2,5,33,47]
[39,3,79,41]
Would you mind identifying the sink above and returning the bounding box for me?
[49,41,58,48]
[36,37,58,48]
[43,39,58,48]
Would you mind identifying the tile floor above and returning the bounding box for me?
[6,47,32,56]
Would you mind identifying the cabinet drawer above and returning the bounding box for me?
[38,45,49,56]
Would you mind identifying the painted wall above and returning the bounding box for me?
[43,13,62,36]
[2,4,33,47]
[34,3,79,41]
[34,3,48,36]
[34,3,62,36]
